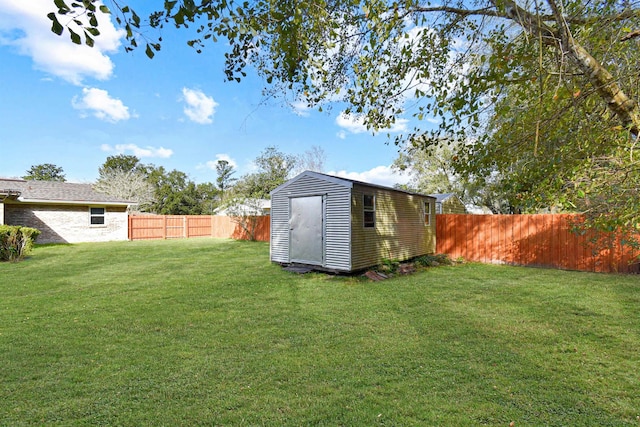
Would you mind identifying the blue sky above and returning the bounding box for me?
[0,0,430,187]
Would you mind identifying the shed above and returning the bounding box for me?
[270,171,436,272]
[0,178,132,244]
[429,193,467,214]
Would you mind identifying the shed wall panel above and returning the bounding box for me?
[350,184,435,271]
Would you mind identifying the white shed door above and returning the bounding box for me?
[289,196,323,265]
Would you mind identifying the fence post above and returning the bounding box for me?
[162,216,167,240]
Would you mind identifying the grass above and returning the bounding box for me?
[1,238,639,426]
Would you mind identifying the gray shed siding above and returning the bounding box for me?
[270,173,352,271]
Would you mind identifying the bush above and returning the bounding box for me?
[414,253,453,268]
[377,258,400,273]
[0,225,41,262]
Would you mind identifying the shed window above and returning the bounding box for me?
[90,207,105,225]
[363,194,375,228]
[424,201,431,226]
[435,203,443,214]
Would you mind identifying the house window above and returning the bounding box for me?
[363,194,375,228]
[90,207,105,225]
[435,203,443,214]
[424,201,431,226]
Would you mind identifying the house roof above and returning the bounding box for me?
[428,193,458,203]
[273,170,436,199]
[0,178,132,206]
[214,199,271,215]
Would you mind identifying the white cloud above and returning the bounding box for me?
[0,0,124,85]
[291,100,311,117]
[101,143,173,158]
[336,112,368,134]
[204,154,238,170]
[336,112,409,135]
[72,87,132,122]
[329,165,411,188]
[181,87,218,124]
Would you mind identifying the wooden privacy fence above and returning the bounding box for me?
[436,214,639,274]
[128,215,270,242]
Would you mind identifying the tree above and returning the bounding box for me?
[48,1,640,134]
[294,145,327,175]
[48,0,640,229]
[393,140,513,213]
[234,146,297,199]
[145,166,203,215]
[99,154,144,176]
[196,181,219,214]
[215,160,236,202]
[93,169,155,211]
[94,155,155,211]
[23,164,66,182]
[456,31,640,225]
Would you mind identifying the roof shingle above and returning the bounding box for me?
[0,178,132,205]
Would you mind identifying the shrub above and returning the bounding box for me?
[415,253,453,267]
[377,258,400,274]
[0,225,41,262]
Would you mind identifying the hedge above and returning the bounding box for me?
[0,225,41,262]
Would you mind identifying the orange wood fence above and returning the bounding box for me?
[128,215,270,242]
[436,214,639,274]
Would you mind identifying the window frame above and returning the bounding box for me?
[89,206,106,227]
[423,201,431,226]
[363,194,375,228]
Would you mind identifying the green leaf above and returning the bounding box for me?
[99,5,110,14]
[47,13,64,36]
[69,28,81,45]
[85,33,94,47]
[54,0,70,13]
[145,44,155,59]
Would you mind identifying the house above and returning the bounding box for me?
[270,171,436,272]
[0,178,132,244]
[429,193,467,214]
[214,198,271,216]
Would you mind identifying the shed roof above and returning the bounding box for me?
[273,171,435,199]
[0,178,132,205]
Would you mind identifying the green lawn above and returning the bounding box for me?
[1,239,639,426]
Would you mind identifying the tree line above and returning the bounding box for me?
[21,146,324,215]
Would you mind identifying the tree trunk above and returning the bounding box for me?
[564,35,640,137]
[499,0,640,136]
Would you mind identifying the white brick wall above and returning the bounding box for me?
[5,204,128,244]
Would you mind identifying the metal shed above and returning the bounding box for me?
[270,171,436,272]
